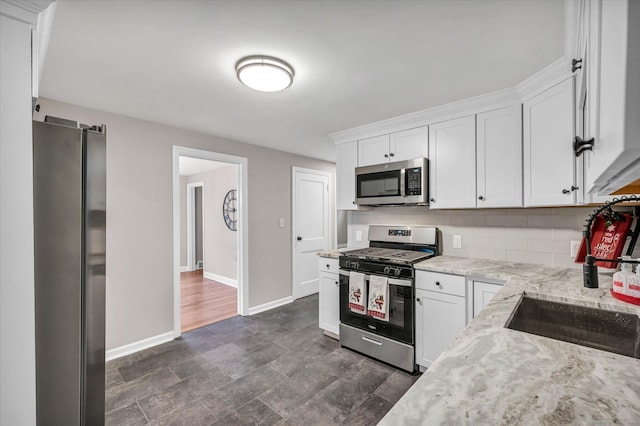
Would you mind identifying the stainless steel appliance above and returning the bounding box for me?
[339,225,440,372]
[355,158,428,206]
[33,116,106,425]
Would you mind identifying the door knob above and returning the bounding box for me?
[297,236,302,241]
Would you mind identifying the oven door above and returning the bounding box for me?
[339,270,414,344]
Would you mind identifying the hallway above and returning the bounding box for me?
[181,270,237,333]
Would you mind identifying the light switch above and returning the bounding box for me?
[453,235,462,249]
[279,218,284,228]
[356,230,363,241]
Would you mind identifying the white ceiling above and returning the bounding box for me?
[39,0,564,162]
[179,156,230,177]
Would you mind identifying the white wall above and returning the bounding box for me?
[34,98,335,351]
[350,206,640,269]
[0,12,37,426]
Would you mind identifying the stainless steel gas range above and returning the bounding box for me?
[339,225,441,372]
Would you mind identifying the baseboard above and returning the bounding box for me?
[179,265,189,272]
[247,296,294,316]
[105,331,174,362]
[203,271,238,288]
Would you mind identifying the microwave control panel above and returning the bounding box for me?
[405,167,422,195]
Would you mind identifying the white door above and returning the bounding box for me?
[476,105,523,208]
[292,168,330,299]
[358,134,390,166]
[389,126,428,163]
[472,281,503,318]
[523,78,576,206]
[428,115,477,209]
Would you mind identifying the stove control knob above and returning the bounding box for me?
[394,268,401,276]
[383,266,390,275]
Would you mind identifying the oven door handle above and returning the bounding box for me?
[339,270,412,287]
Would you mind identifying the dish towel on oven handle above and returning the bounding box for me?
[367,275,389,322]
[348,271,367,314]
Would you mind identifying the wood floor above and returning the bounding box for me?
[180,269,237,333]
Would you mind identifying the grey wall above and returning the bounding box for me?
[34,98,335,351]
[182,165,239,281]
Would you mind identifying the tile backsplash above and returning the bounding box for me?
[348,206,640,270]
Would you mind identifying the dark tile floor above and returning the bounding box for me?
[105,294,420,425]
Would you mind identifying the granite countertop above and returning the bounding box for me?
[318,247,356,259]
[380,255,640,425]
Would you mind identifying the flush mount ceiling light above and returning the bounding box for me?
[235,56,294,92]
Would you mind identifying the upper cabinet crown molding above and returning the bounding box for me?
[0,0,53,25]
[330,87,520,145]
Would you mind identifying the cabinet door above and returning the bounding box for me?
[336,141,359,210]
[358,134,390,166]
[472,281,503,319]
[523,78,577,206]
[319,273,340,335]
[428,115,477,209]
[477,106,523,208]
[415,288,466,368]
[585,0,640,195]
[389,126,428,163]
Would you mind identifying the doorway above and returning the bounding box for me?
[172,146,249,337]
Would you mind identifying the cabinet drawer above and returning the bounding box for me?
[415,270,465,297]
[318,257,339,274]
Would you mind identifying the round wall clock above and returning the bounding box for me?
[222,189,238,231]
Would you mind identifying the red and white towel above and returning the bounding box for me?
[348,271,367,314]
[367,275,389,322]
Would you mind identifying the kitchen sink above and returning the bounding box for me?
[506,296,640,359]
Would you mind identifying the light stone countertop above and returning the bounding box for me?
[380,255,640,425]
[318,247,357,259]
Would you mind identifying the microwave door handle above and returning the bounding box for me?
[400,168,406,196]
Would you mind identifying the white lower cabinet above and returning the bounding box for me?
[415,271,466,369]
[472,281,503,318]
[318,257,340,336]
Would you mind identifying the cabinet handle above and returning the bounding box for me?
[326,264,330,269]
[571,185,579,192]
[335,281,339,285]
[430,198,435,203]
[573,136,594,156]
[352,201,356,205]
[562,188,571,195]
[389,153,395,157]
[478,195,485,201]
[416,297,421,302]
[572,58,583,73]
[435,281,441,287]
[384,154,389,158]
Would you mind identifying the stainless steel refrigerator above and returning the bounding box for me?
[33,116,106,425]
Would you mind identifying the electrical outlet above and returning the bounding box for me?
[570,240,581,257]
[453,235,462,249]
[356,230,363,241]
[279,218,284,228]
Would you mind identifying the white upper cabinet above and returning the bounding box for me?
[523,78,577,207]
[357,127,427,167]
[428,115,476,209]
[476,106,523,208]
[358,134,390,166]
[389,127,428,163]
[336,141,360,210]
[584,0,640,195]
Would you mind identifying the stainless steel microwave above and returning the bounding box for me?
[355,158,429,206]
